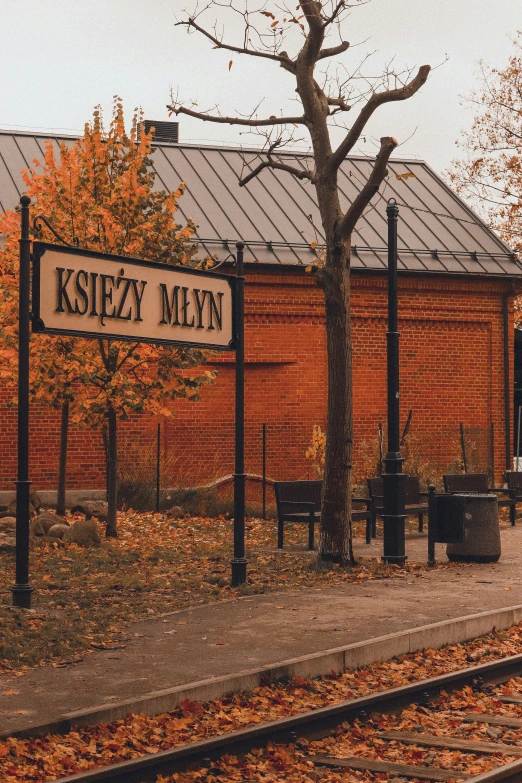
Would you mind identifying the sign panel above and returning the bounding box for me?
[32,243,235,350]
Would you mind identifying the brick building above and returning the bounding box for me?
[0,128,520,495]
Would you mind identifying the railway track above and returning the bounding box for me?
[52,652,522,783]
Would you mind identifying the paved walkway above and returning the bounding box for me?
[2,527,522,736]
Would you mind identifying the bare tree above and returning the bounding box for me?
[170,0,430,564]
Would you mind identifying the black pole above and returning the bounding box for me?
[12,195,33,608]
[156,422,161,513]
[382,200,406,565]
[231,242,247,586]
[517,405,522,473]
[262,423,266,520]
[427,484,436,566]
[503,291,511,471]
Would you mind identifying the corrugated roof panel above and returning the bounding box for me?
[0,152,21,212]
[0,130,519,277]
[400,162,503,256]
[0,135,32,195]
[204,149,299,264]
[152,147,224,241]
[240,155,322,242]
[13,135,45,172]
[219,150,307,245]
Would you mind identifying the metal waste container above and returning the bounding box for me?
[446,493,501,563]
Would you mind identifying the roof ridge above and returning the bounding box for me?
[0,128,426,164]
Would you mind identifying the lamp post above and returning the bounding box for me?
[231,241,247,586]
[382,200,407,565]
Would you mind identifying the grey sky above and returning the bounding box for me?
[1,0,520,175]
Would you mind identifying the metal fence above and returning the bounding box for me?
[116,419,498,515]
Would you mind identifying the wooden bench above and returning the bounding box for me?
[273,480,370,550]
[444,472,516,526]
[366,476,429,542]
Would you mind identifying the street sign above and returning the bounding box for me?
[12,201,247,611]
[32,242,235,350]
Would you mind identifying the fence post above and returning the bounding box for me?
[262,423,266,520]
[156,422,161,513]
[460,422,468,474]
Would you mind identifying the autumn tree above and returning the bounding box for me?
[451,32,522,300]
[171,1,430,563]
[0,102,214,536]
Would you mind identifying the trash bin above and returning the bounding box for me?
[446,493,501,563]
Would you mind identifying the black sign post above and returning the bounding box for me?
[382,200,407,565]
[231,242,247,586]
[12,196,33,608]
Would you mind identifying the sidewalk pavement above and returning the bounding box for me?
[2,526,522,736]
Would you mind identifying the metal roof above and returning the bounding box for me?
[0,129,519,277]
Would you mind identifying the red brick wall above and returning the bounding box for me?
[0,267,514,492]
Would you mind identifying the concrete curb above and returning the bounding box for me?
[6,602,522,739]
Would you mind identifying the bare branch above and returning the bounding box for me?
[176,16,295,67]
[339,136,397,238]
[321,0,347,27]
[318,41,350,60]
[168,103,306,127]
[327,95,351,112]
[330,64,431,171]
[239,143,315,187]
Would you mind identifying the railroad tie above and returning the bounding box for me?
[306,755,463,781]
[380,730,522,756]
[498,695,522,705]
[462,713,522,728]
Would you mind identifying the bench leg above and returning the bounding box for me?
[365,516,371,544]
[510,500,516,527]
[308,511,315,551]
[418,513,424,533]
[277,519,284,549]
[371,509,377,539]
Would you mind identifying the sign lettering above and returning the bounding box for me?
[32,243,234,350]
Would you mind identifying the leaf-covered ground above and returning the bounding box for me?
[0,511,449,673]
[2,622,522,782]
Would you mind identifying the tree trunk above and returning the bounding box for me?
[56,401,69,516]
[318,244,354,565]
[106,405,118,538]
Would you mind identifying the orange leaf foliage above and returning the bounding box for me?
[0,99,215,424]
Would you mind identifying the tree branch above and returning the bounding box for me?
[176,17,295,68]
[327,95,351,112]
[168,103,306,127]
[329,64,431,171]
[239,150,315,187]
[318,41,350,60]
[299,0,326,68]
[339,136,397,238]
[322,0,348,28]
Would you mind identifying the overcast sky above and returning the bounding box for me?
[1,0,521,176]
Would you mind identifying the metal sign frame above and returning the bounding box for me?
[11,197,248,609]
[31,241,236,351]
